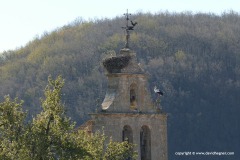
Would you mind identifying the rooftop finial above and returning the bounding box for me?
[122,9,137,49]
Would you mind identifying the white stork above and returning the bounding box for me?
[154,86,163,96]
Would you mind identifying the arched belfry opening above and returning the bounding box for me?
[122,125,133,143]
[130,83,137,110]
[140,126,151,160]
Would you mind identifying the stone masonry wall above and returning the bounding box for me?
[91,113,168,160]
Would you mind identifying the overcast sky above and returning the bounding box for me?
[1,0,240,52]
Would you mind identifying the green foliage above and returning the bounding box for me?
[175,50,186,61]
[0,96,26,160]
[104,138,136,160]
[0,76,136,160]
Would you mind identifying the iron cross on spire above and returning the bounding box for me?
[122,9,137,48]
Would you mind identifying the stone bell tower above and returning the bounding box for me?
[90,11,168,160]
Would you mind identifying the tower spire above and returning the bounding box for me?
[122,9,137,49]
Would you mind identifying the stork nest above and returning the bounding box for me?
[103,55,131,73]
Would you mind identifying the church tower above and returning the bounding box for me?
[90,11,168,160]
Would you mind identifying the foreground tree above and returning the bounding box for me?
[0,76,136,160]
[0,96,26,159]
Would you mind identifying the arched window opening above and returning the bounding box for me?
[122,125,133,143]
[140,126,151,160]
[123,125,133,160]
[130,83,137,110]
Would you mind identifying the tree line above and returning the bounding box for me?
[0,11,239,160]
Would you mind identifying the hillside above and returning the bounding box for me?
[0,11,240,160]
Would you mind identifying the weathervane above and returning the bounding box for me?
[122,9,137,48]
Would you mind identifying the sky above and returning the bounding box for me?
[1,0,240,52]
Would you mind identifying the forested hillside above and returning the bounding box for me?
[0,11,239,160]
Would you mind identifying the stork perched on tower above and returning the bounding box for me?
[154,86,163,96]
